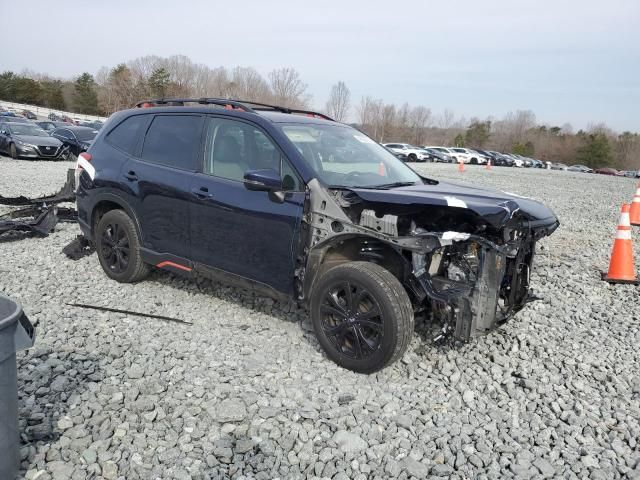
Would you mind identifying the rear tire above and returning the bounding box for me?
[96,210,150,283]
[408,154,417,162]
[310,261,414,373]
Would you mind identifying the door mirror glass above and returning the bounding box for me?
[243,168,283,191]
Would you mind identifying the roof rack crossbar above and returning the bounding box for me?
[134,97,335,121]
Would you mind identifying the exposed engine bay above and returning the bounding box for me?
[298,178,559,342]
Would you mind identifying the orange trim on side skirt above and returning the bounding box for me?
[156,261,192,272]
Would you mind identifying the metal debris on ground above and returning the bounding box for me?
[0,169,76,206]
[66,303,193,325]
[0,207,59,238]
[62,235,94,260]
[0,169,77,239]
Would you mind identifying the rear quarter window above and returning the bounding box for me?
[106,115,148,155]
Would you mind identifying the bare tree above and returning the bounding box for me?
[409,106,431,145]
[437,108,455,129]
[268,68,309,108]
[229,67,271,102]
[325,81,351,122]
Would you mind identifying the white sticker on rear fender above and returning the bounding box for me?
[444,196,467,208]
[77,156,95,180]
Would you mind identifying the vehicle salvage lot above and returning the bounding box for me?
[1,158,639,479]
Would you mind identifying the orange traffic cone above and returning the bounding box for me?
[486,159,492,170]
[602,203,638,284]
[630,182,640,226]
[458,160,465,173]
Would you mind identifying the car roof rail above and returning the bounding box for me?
[135,98,256,112]
[233,99,335,121]
[134,97,335,121]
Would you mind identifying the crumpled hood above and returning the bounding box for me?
[15,135,62,147]
[349,180,559,230]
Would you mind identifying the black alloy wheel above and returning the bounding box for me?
[319,281,384,360]
[311,262,414,373]
[100,221,130,274]
[96,209,150,283]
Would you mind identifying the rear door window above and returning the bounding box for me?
[107,115,147,155]
[141,115,203,170]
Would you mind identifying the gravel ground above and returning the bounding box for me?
[1,155,639,480]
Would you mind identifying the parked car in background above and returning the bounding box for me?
[383,143,429,162]
[528,158,544,168]
[470,149,495,164]
[35,120,69,133]
[568,164,593,173]
[0,115,31,124]
[1,111,19,118]
[51,126,98,159]
[449,147,487,164]
[80,120,104,130]
[21,110,37,119]
[550,163,568,170]
[594,168,619,176]
[48,112,60,121]
[421,147,454,163]
[60,115,77,124]
[383,146,407,161]
[502,154,524,167]
[422,146,457,163]
[489,152,514,167]
[622,170,640,178]
[0,121,65,159]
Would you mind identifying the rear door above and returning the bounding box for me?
[188,116,305,294]
[121,114,203,259]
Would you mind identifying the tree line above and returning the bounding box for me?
[0,54,638,170]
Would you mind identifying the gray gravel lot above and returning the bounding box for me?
[1,155,640,480]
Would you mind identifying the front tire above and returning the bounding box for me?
[408,153,417,162]
[96,210,150,283]
[9,143,18,159]
[310,262,414,373]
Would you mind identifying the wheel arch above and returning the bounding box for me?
[91,193,143,241]
[301,233,411,303]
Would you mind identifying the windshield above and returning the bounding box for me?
[75,129,98,141]
[9,124,49,136]
[280,123,422,188]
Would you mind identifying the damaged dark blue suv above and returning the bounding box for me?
[75,98,559,373]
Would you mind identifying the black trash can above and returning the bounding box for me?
[0,295,36,480]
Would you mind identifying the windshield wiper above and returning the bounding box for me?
[364,181,420,190]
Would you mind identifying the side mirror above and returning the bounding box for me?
[243,169,283,192]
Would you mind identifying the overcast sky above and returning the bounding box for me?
[2,0,639,131]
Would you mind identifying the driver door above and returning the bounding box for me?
[189,116,305,295]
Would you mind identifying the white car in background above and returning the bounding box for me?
[503,154,524,167]
[383,143,429,162]
[449,147,487,164]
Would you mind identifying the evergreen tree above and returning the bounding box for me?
[148,67,170,98]
[73,73,99,114]
[465,120,491,148]
[576,133,613,167]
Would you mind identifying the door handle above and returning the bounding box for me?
[191,186,213,199]
[124,171,138,181]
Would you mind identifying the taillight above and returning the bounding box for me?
[75,152,96,188]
